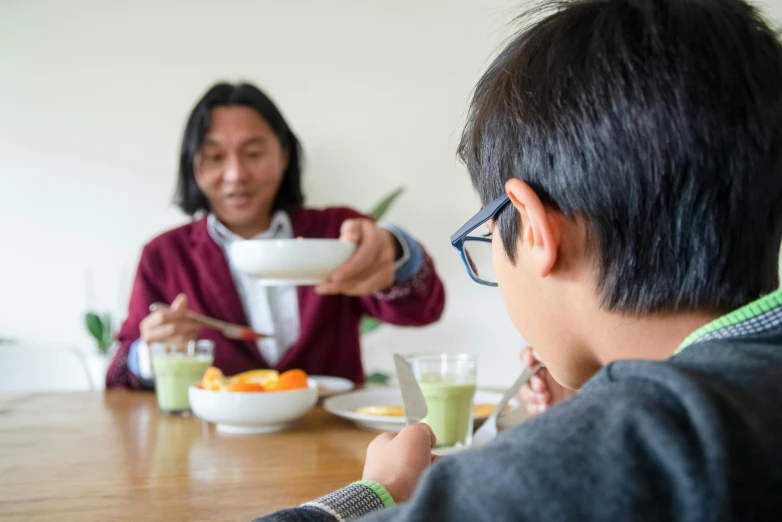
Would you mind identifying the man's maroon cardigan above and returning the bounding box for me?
[107,206,445,389]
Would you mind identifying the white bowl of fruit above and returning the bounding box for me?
[189,368,317,434]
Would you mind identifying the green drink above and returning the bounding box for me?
[419,381,478,447]
[408,354,478,448]
[151,341,214,415]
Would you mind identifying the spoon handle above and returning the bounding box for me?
[488,363,542,423]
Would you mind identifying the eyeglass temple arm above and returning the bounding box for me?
[449,194,511,246]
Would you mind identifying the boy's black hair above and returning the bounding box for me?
[459,0,782,313]
[175,82,304,215]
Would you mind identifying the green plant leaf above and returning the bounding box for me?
[360,316,382,335]
[85,312,104,345]
[365,372,391,385]
[101,313,114,353]
[370,186,405,220]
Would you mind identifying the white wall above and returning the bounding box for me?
[1,0,781,387]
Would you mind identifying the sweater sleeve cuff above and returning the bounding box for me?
[372,250,435,302]
[377,223,424,282]
[128,340,156,387]
[300,481,394,521]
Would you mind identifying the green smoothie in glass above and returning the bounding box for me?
[151,340,214,415]
[408,354,478,448]
[419,380,478,446]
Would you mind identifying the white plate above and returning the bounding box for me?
[323,387,520,432]
[310,375,355,398]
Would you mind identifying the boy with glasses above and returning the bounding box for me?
[258,0,782,519]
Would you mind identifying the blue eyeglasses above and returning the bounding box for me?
[450,194,511,286]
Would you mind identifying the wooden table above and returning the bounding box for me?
[0,391,379,522]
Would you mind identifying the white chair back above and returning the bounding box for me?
[0,341,94,392]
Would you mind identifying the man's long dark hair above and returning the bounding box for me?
[175,82,304,215]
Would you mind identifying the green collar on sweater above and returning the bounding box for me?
[676,288,782,354]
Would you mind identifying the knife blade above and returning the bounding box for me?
[393,354,428,424]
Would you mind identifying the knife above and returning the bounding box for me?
[393,354,428,425]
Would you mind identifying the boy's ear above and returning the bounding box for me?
[505,178,560,277]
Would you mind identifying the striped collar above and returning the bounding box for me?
[206,211,292,246]
[676,288,782,354]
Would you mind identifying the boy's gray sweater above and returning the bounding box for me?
[258,328,782,521]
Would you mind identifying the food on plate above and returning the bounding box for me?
[473,403,506,417]
[356,403,509,417]
[356,405,405,417]
[199,367,308,392]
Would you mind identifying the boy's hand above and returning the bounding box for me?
[362,423,437,502]
[519,347,577,416]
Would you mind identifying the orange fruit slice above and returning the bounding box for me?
[265,369,308,392]
[228,369,279,386]
[201,366,225,391]
[224,381,266,392]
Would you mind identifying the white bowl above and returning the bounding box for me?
[189,380,318,434]
[228,239,356,285]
